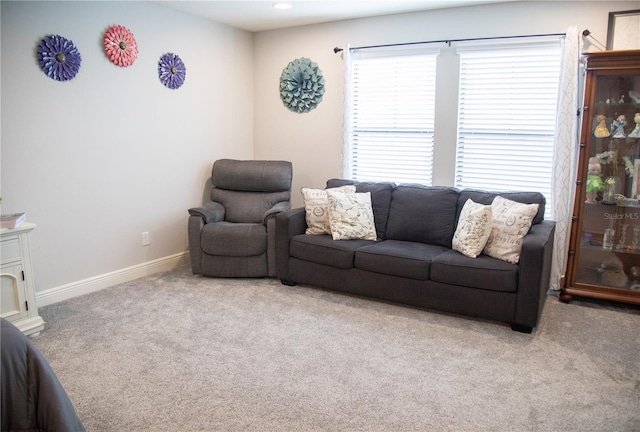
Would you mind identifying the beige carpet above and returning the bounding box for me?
[34,266,640,431]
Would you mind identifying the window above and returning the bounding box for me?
[345,47,439,184]
[455,39,562,208]
[345,37,563,213]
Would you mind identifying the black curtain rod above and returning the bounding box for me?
[333,32,567,53]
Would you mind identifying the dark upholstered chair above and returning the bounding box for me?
[188,159,292,277]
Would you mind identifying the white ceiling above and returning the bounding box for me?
[153,0,518,32]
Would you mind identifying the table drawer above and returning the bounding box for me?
[1,238,21,264]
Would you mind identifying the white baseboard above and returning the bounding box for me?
[36,252,190,307]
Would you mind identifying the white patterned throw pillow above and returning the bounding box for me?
[452,199,493,258]
[301,185,356,235]
[483,196,539,264]
[326,190,377,241]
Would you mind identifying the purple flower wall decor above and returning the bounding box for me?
[37,34,82,82]
[158,53,186,90]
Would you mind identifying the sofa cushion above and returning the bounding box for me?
[385,185,459,248]
[201,222,266,256]
[483,196,539,264]
[457,189,546,225]
[430,249,518,292]
[452,199,493,258]
[326,179,394,240]
[289,234,375,269]
[326,191,377,240]
[355,240,449,281]
[301,185,356,235]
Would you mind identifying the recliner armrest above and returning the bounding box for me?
[263,201,292,225]
[188,202,225,224]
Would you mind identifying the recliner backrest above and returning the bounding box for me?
[210,159,292,224]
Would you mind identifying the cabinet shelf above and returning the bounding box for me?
[594,102,640,109]
[580,242,640,256]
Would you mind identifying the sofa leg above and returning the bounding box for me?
[280,279,297,286]
[510,323,533,333]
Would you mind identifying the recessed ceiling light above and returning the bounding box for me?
[273,3,292,10]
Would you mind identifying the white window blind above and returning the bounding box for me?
[347,47,439,184]
[455,39,562,210]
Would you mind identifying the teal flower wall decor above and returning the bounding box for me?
[279,57,325,113]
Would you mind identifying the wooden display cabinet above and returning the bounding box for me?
[562,50,640,305]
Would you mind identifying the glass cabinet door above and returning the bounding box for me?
[575,71,640,292]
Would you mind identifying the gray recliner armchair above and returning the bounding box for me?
[188,159,293,277]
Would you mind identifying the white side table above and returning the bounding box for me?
[1,222,45,337]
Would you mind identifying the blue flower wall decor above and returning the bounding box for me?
[158,53,186,90]
[37,34,81,82]
[279,57,325,113]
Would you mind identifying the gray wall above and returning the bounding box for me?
[1,1,253,293]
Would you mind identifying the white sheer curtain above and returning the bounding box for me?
[342,44,353,178]
[549,27,583,291]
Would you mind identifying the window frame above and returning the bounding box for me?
[343,36,563,219]
[344,45,440,184]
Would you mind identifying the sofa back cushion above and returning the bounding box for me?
[456,189,546,225]
[385,185,459,247]
[326,179,395,239]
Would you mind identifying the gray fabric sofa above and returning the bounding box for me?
[276,179,555,332]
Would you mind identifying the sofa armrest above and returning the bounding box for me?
[275,207,307,282]
[514,220,556,330]
[188,201,225,224]
[264,202,292,277]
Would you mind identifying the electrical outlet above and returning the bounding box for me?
[142,231,150,246]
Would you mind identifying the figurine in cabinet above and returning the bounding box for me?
[630,266,640,290]
[593,114,610,137]
[586,157,604,203]
[611,114,627,138]
[598,256,628,287]
[628,113,640,138]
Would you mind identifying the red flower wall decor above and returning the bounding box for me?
[103,25,138,67]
